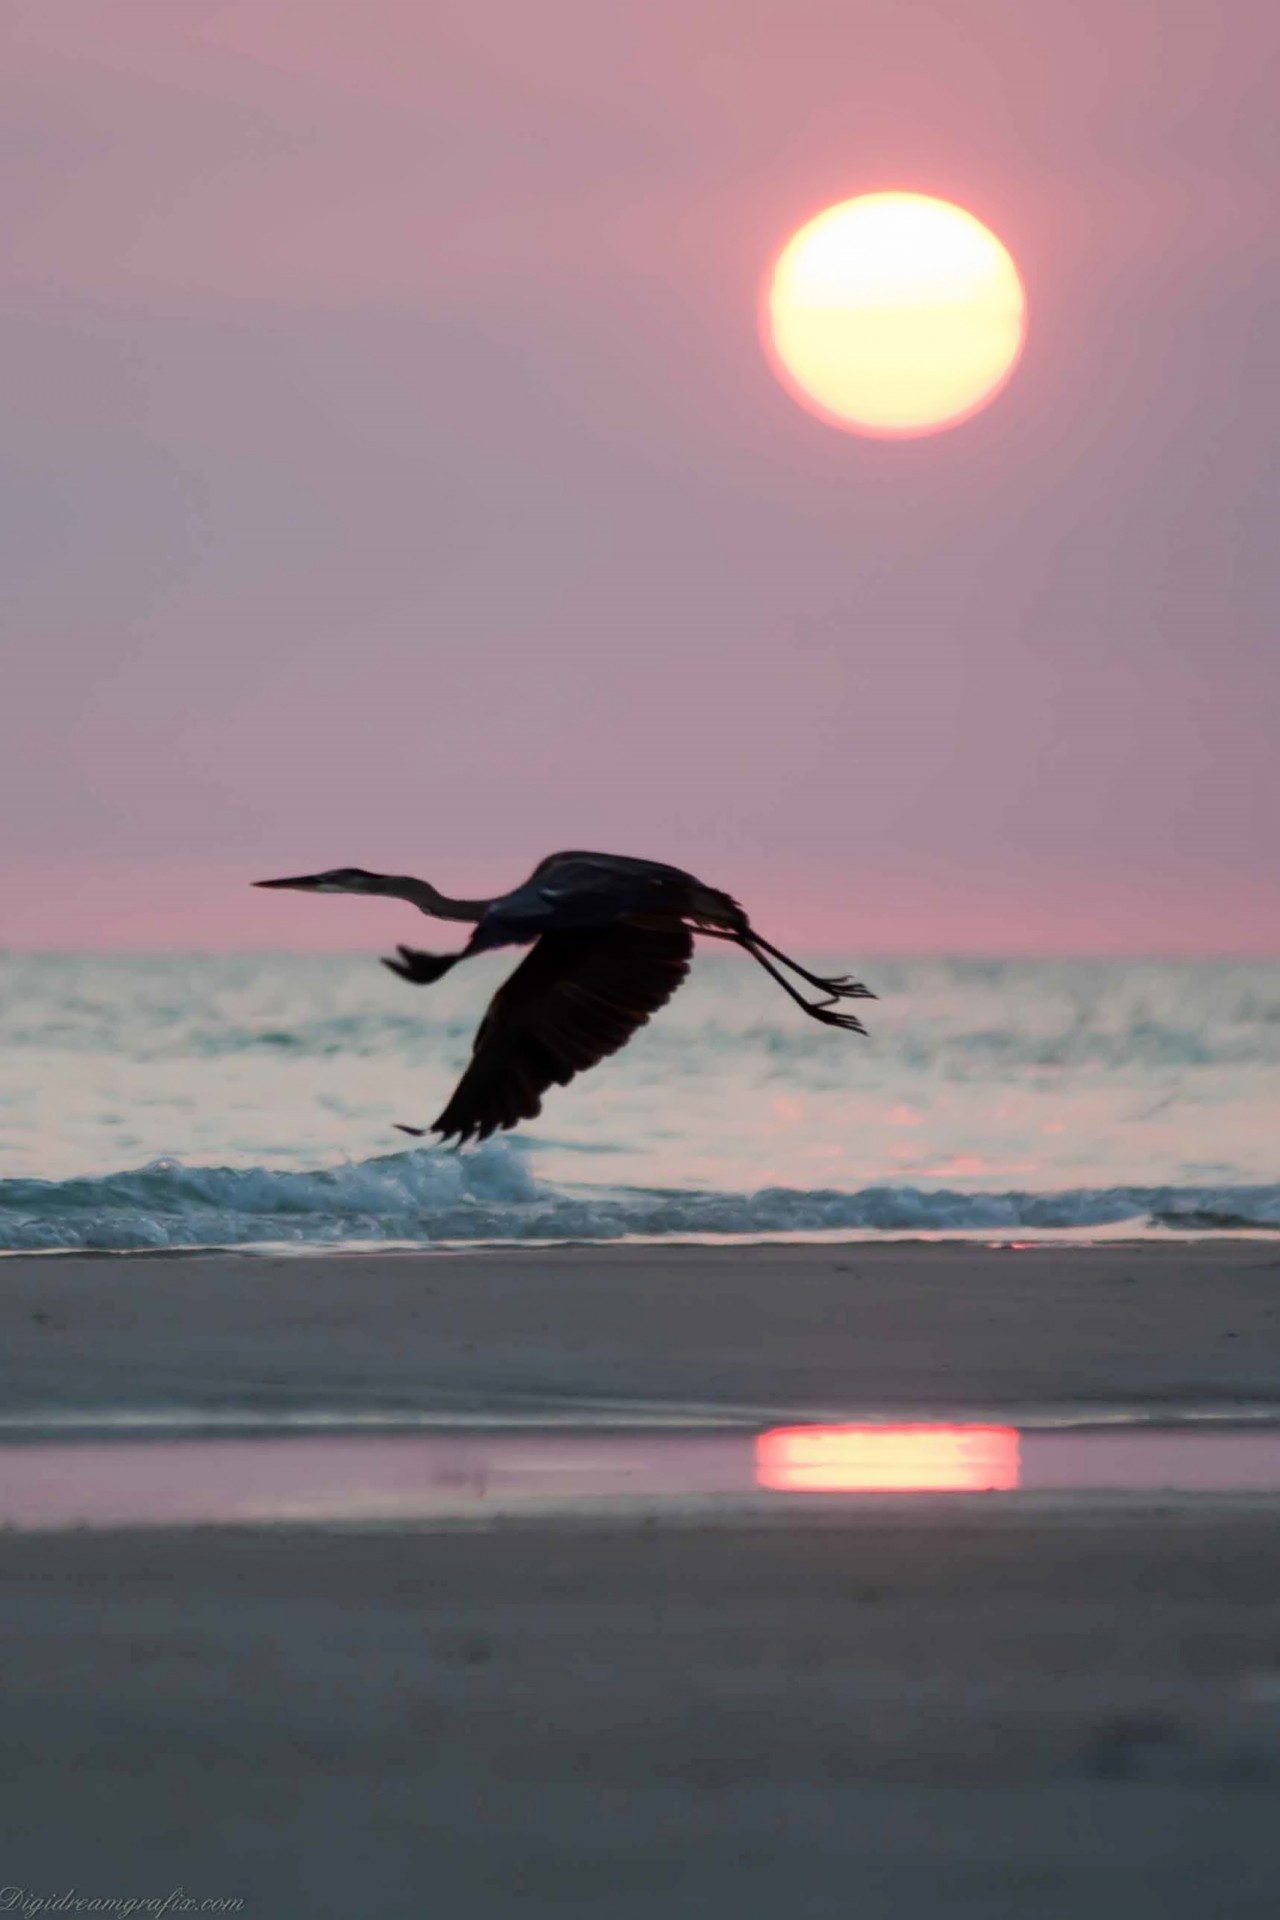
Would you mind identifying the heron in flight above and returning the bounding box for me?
[255,850,873,1145]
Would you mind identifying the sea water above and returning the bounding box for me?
[1,951,1277,1249]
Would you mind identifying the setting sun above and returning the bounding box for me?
[765,192,1026,437]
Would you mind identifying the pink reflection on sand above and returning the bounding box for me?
[7,1424,1280,1532]
[1020,1431,1280,1493]
[0,1433,753,1531]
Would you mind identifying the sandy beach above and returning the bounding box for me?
[4,1241,1280,1917]
[3,1239,1280,1423]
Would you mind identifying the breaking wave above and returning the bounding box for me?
[2,1146,1278,1251]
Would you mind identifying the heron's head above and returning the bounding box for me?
[253,867,389,895]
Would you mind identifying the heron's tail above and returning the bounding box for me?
[691,886,749,936]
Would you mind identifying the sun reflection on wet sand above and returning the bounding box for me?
[755,1423,1021,1493]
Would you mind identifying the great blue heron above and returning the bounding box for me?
[255,850,873,1144]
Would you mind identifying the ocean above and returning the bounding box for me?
[1,951,1277,1250]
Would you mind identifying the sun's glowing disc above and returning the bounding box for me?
[765,192,1026,437]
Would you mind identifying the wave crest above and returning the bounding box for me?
[2,1148,1278,1251]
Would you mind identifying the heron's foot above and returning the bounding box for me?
[381,945,459,986]
[811,973,877,1000]
[806,999,869,1034]
[394,1122,428,1137]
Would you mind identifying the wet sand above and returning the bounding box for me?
[4,1241,1280,1917]
[3,1239,1280,1422]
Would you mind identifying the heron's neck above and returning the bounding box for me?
[372,875,489,923]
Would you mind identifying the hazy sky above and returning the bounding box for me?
[4,0,1276,950]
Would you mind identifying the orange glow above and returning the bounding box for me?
[756,1423,1021,1493]
[765,193,1026,437]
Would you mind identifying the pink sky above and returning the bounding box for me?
[3,0,1276,951]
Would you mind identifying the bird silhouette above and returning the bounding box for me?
[255,850,873,1144]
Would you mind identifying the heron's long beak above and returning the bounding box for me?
[253,873,329,891]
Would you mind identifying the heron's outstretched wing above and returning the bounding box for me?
[425,921,693,1145]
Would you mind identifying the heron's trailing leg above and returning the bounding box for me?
[751,932,876,1000]
[382,945,462,986]
[699,928,874,1014]
[730,935,868,1033]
